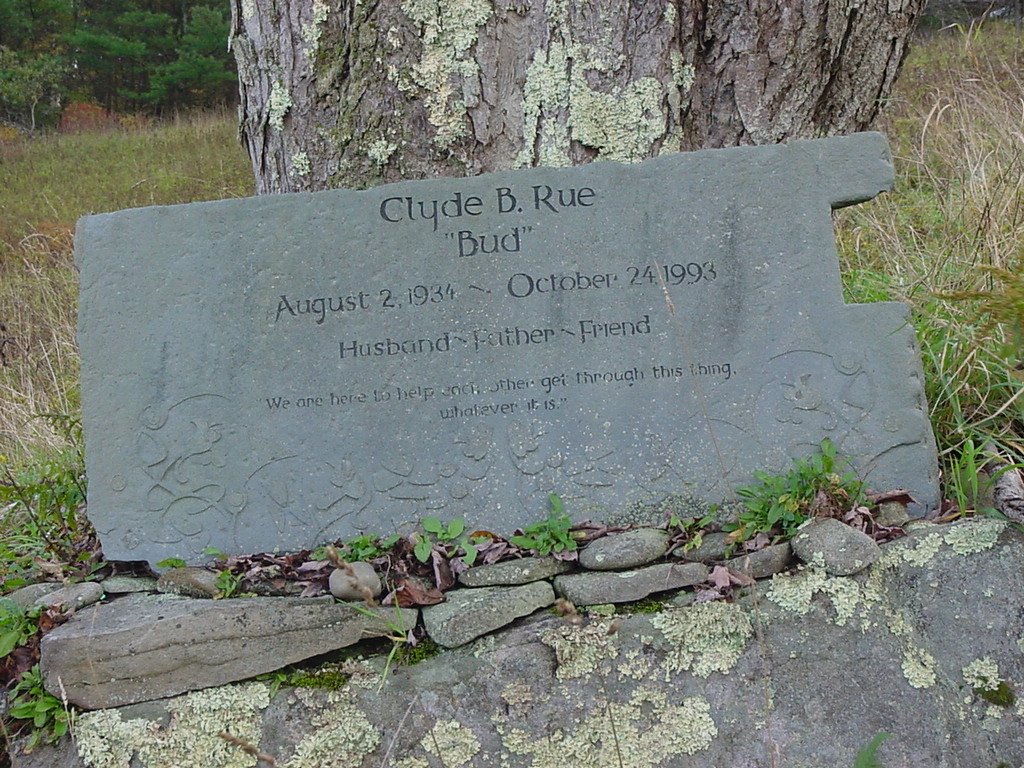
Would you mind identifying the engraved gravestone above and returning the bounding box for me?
[77,132,939,565]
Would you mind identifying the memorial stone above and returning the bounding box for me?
[76,132,939,565]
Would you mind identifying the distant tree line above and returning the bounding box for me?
[0,0,236,131]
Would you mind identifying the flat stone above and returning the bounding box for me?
[553,562,709,605]
[421,582,554,648]
[876,501,911,527]
[7,581,105,611]
[5,582,62,609]
[578,528,669,571]
[99,575,159,594]
[39,593,417,709]
[34,582,105,611]
[329,561,382,601]
[725,542,793,579]
[458,556,572,587]
[791,518,881,575]
[156,567,220,598]
[674,531,731,562]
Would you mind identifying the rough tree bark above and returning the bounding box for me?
[230,0,925,195]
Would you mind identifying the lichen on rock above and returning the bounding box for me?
[963,657,1003,691]
[765,566,866,626]
[500,686,717,766]
[539,618,620,680]
[76,682,271,768]
[420,719,481,767]
[398,0,492,149]
[281,688,381,768]
[651,601,753,678]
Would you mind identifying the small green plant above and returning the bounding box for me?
[948,437,998,516]
[510,493,577,555]
[724,439,866,546]
[414,517,482,565]
[214,569,244,599]
[6,664,72,750]
[335,533,399,562]
[976,680,1017,707]
[155,557,188,569]
[0,598,42,657]
[0,435,96,590]
[668,514,715,552]
[852,731,890,768]
[348,602,413,691]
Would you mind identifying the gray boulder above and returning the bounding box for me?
[329,561,382,601]
[458,556,572,587]
[5,582,63,609]
[791,517,881,575]
[6,581,104,611]
[421,582,554,648]
[99,575,159,594]
[554,562,709,605]
[674,531,731,563]
[578,528,669,570]
[156,567,220,598]
[725,542,792,579]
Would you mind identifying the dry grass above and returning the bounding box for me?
[835,19,1024,494]
[0,108,253,464]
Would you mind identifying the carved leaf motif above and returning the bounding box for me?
[136,431,167,467]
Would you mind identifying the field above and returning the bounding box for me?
[0,108,253,462]
[0,21,1022,556]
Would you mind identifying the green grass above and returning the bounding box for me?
[835,20,1024,505]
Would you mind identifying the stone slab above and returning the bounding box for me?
[39,593,417,709]
[457,556,571,587]
[76,132,939,564]
[553,561,709,605]
[421,581,554,647]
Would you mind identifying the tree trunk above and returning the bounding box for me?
[230,0,925,195]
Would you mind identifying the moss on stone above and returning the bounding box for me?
[400,636,443,665]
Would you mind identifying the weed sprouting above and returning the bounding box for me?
[509,493,578,556]
[0,598,42,658]
[5,664,72,751]
[414,517,482,566]
[723,439,866,546]
[852,731,891,768]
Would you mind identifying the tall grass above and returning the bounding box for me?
[835,19,1024,498]
[0,108,253,464]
